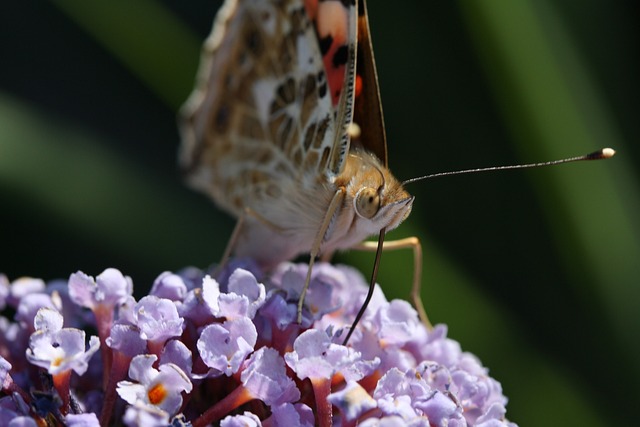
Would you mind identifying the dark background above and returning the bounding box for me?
[1,1,638,425]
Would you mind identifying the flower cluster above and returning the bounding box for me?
[0,260,517,426]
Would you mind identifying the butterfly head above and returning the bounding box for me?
[343,151,413,236]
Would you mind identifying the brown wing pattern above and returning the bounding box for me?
[179,0,351,217]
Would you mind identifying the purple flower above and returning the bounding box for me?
[328,381,377,421]
[221,268,266,319]
[270,263,341,319]
[160,340,193,378]
[0,262,517,426]
[214,258,262,289]
[6,277,46,307]
[117,354,192,415]
[133,296,184,344]
[197,317,257,376]
[15,293,57,330]
[179,287,215,325]
[268,402,314,427]
[241,347,300,406]
[201,269,266,320]
[259,289,303,330]
[373,300,425,347]
[64,412,100,426]
[122,402,170,427]
[219,411,262,427]
[26,308,100,376]
[285,329,378,382]
[0,356,11,384]
[68,268,133,374]
[68,269,132,311]
[0,392,30,422]
[150,272,188,301]
[107,323,147,358]
[359,416,430,427]
[201,275,222,316]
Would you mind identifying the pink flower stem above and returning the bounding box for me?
[147,340,165,361]
[93,304,114,389]
[2,375,31,403]
[192,385,253,427]
[99,351,131,427]
[311,378,333,427]
[52,370,72,415]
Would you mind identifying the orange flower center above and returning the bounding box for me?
[147,383,167,405]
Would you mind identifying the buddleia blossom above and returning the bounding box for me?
[116,354,192,418]
[0,261,518,426]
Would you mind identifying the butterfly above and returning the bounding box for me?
[179,0,425,336]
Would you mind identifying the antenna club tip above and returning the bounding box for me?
[601,148,616,159]
[585,147,616,160]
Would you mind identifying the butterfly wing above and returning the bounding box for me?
[179,0,358,219]
[352,0,388,166]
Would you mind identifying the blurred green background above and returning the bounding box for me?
[1,1,638,425]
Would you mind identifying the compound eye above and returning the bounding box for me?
[355,187,381,219]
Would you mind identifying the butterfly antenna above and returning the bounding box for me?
[402,148,615,186]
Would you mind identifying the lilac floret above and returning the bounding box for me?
[285,329,378,382]
[220,411,262,427]
[214,258,263,289]
[179,287,215,325]
[197,317,257,376]
[133,296,184,344]
[0,356,11,389]
[15,293,56,329]
[68,269,132,310]
[373,300,424,346]
[478,403,518,427]
[117,354,192,415]
[359,415,430,427]
[122,402,170,427]
[160,340,193,378]
[107,323,147,357]
[259,290,302,330]
[64,412,100,427]
[241,347,300,406]
[270,264,340,319]
[7,277,46,306]
[268,402,314,427]
[5,417,39,427]
[220,268,266,319]
[150,272,188,302]
[26,308,100,376]
[201,275,221,316]
[328,381,377,421]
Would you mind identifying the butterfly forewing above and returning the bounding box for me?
[352,0,388,166]
[180,0,360,263]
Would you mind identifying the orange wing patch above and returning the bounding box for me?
[313,1,351,106]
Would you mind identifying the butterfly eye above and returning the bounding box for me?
[355,187,381,219]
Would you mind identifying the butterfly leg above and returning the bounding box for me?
[297,187,346,323]
[354,236,431,329]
